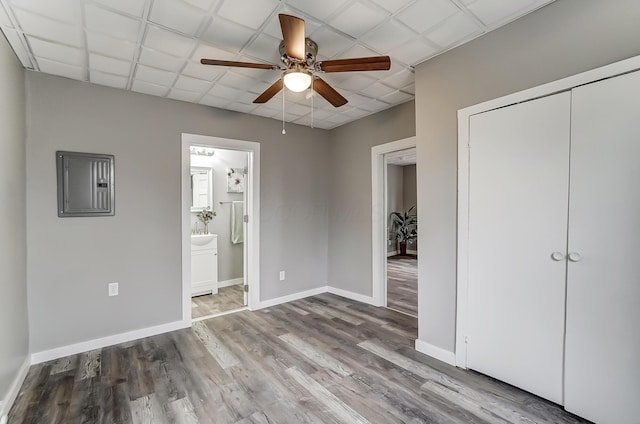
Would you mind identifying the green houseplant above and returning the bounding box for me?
[390,205,417,255]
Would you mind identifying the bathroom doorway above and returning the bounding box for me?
[181,134,260,323]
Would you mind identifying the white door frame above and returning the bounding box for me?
[181,133,260,323]
[455,55,640,368]
[371,136,417,307]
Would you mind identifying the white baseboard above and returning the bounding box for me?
[327,286,376,305]
[218,278,243,288]
[254,286,327,309]
[0,355,30,420]
[31,319,191,364]
[415,339,456,366]
[407,249,418,255]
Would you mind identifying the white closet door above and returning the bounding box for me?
[467,92,571,404]
[565,70,640,423]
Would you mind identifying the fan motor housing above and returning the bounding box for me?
[279,38,318,66]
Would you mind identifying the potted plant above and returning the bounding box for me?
[390,206,417,256]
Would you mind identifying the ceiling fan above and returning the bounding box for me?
[200,14,391,108]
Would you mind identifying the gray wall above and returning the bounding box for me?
[386,164,404,254]
[403,164,417,251]
[0,35,28,404]
[414,0,640,352]
[26,72,329,353]
[190,149,247,282]
[327,101,415,295]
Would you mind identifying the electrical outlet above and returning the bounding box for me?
[108,282,119,296]
[279,271,285,281]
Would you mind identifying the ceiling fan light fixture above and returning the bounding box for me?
[283,69,312,92]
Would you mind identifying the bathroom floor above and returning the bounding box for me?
[192,284,244,319]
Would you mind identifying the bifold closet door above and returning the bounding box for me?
[466,92,571,404]
[565,70,640,423]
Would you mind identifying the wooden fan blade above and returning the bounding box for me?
[313,77,348,107]
[200,59,276,70]
[279,14,306,61]
[318,56,391,73]
[253,79,284,104]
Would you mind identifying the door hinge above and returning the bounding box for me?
[243,215,249,223]
[243,285,249,292]
[464,335,469,344]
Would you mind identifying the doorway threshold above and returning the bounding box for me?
[192,306,248,322]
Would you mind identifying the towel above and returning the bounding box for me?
[231,201,244,244]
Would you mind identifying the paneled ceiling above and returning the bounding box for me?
[0,0,554,129]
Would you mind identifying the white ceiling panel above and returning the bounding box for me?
[0,0,557,129]
[328,2,389,39]
[84,4,140,42]
[27,36,84,66]
[396,0,458,34]
[13,9,82,46]
[89,52,131,76]
[93,0,147,18]
[86,31,137,61]
[217,0,278,30]
[90,70,128,89]
[149,0,207,36]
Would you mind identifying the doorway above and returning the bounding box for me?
[181,134,260,323]
[371,137,417,315]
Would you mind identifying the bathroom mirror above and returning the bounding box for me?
[191,166,213,212]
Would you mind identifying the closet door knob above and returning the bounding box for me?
[568,252,583,262]
[551,252,565,261]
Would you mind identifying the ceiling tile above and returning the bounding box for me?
[467,0,532,26]
[251,107,279,118]
[1,29,33,67]
[286,0,345,21]
[286,103,311,116]
[343,107,370,119]
[27,36,84,66]
[227,102,258,114]
[333,74,375,91]
[149,0,206,36]
[217,70,258,89]
[360,98,390,112]
[382,68,413,89]
[248,79,276,95]
[328,2,388,39]
[237,91,258,104]
[144,25,196,57]
[89,52,131,76]
[307,26,353,58]
[169,88,202,102]
[36,56,84,80]
[10,0,78,23]
[360,19,415,53]
[93,0,146,17]
[200,94,230,108]
[184,0,218,11]
[402,83,414,94]
[368,0,414,13]
[0,3,13,27]
[89,70,128,89]
[174,74,211,92]
[426,11,481,48]
[84,4,140,42]
[359,81,396,98]
[138,48,187,72]
[191,43,237,62]
[132,80,170,96]
[346,93,375,107]
[200,17,254,51]
[338,43,381,59]
[396,0,459,34]
[13,9,82,46]
[327,112,353,125]
[182,60,225,80]
[242,33,280,63]
[135,64,177,86]
[380,89,413,104]
[216,0,277,30]
[86,31,136,61]
[391,38,438,66]
[208,83,244,100]
[261,6,321,39]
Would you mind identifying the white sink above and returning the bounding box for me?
[191,234,216,246]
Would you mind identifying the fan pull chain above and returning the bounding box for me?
[311,79,314,129]
[282,86,286,135]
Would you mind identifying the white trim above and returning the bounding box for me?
[327,286,376,305]
[31,320,190,364]
[0,356,30,420]
[181,134,260,320]
[218,278,243,288]
[455,54,640,369]
[371,136,417,308]
[415,339,456,366]
[254,287,327,309]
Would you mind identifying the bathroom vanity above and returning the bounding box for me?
[191,234,218,296]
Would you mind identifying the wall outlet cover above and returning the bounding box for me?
[279,271,285,281]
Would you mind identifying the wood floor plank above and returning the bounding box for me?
[387,255,418,316]
[278,333,353,377]
[192,321,240,369]
[192,285,244,318]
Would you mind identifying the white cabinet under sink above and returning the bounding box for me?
[191,234,218,296]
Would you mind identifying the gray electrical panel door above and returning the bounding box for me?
[57,151,114,217]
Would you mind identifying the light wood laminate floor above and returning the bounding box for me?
[387,255,418,316]
[192,284,244,319]
[9,293,588,424]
